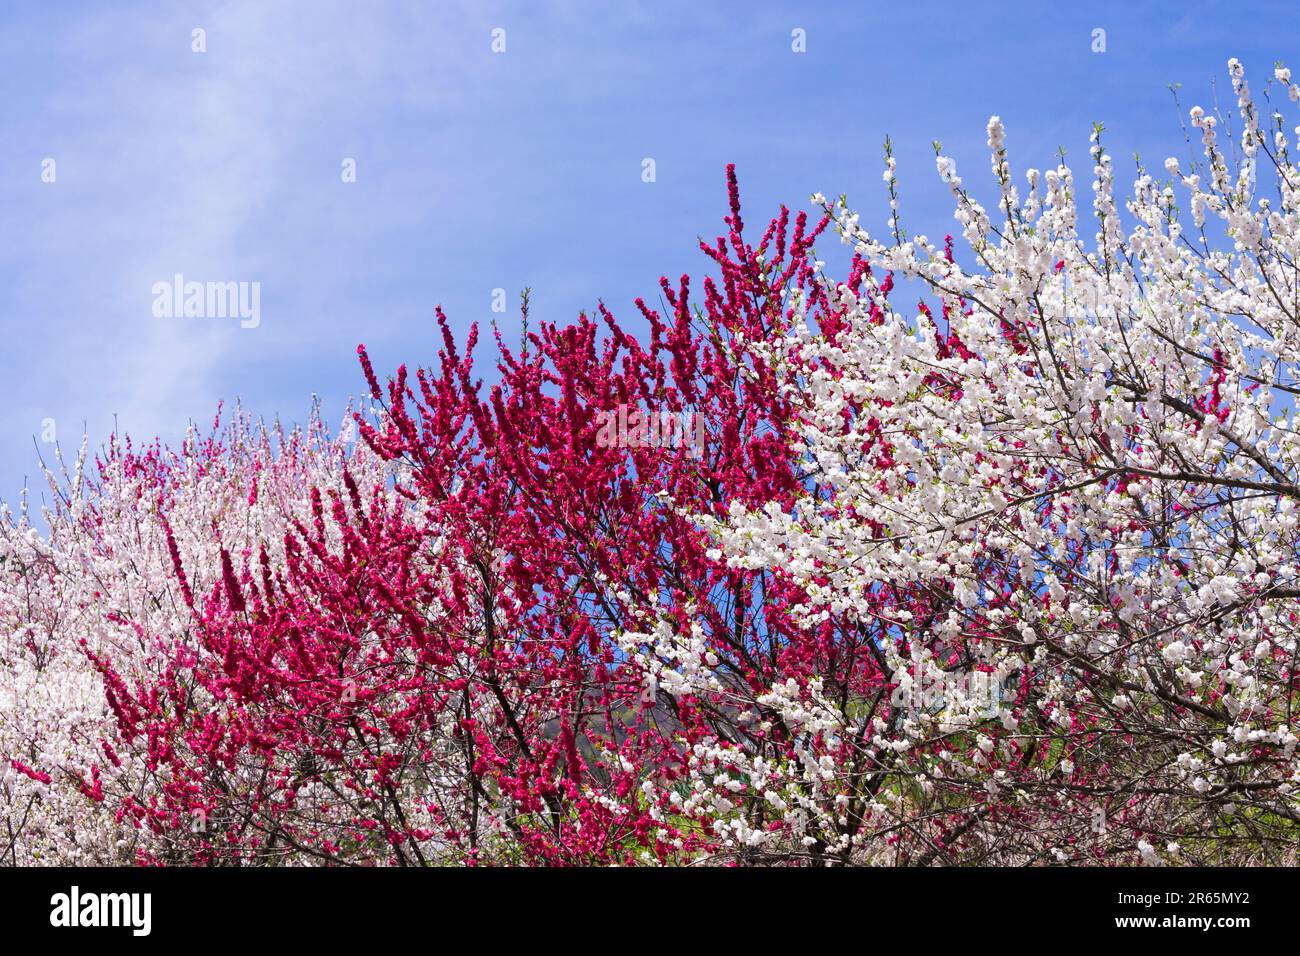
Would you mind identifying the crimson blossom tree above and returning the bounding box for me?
[57,171,925,865]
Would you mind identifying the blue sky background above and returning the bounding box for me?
[2,0,1298,507]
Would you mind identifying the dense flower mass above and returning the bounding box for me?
[4,59,1300,865]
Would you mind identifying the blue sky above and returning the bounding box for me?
[2,0,1298,507]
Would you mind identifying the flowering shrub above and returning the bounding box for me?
[0,406,396,863]
[3,58,1300,866]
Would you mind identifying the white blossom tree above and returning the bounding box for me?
[632,58,1300,865]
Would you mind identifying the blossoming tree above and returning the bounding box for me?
[0,406,397,864]
[688,58,1300,864]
